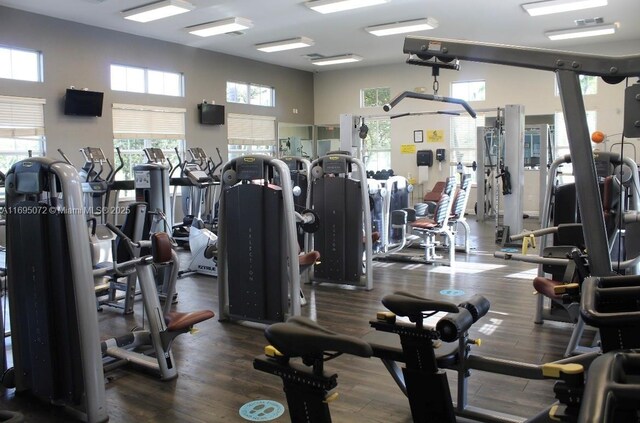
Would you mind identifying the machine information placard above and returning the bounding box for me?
[134,170,151,188]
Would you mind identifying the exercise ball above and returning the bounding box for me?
[591,131,606,144]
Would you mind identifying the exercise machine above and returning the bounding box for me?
[217,156,302,324]
[134,147,174,234]
[4,157,109,422]
[97,226,214,380]
[308,154,373,290]
[501,151,640,356]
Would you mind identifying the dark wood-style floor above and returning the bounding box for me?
[0,218,589,422]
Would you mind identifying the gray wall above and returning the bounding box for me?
[0,6,314,164]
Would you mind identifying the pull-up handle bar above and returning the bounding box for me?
[383,91,476,118]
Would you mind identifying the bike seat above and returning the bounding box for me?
[383,292,459,316]
[265,316,372,358]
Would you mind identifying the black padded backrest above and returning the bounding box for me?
[115,202,147,263]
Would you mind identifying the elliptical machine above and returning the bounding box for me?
[170,147,222,248]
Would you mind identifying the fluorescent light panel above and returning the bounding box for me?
[545,22,616,40]
[311,54,363,66]
[522,0,607,16]
[123,0,194,23]
[365,18,438,36]
[188,17,253,37]
[305,0,389,14]
[256,37,315,52]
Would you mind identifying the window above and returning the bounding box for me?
[554,110,597,159]
[365,119,391,171]
[451,80,486,102]
[0,46,42,82]
[360,87,390,108]
[554,75,597,96]
[0,95,46,172]
[110,64,183,97]
[226,81,275,107]
[450,115,486,183]
[112,103,186,195]
[227,113,276,160]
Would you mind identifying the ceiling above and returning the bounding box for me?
[2,0,639,72]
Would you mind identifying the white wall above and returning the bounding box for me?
[313,40,638,214]
[0,6,314,166]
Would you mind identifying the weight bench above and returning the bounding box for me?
[410,193,455,265]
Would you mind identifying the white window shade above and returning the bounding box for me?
[227,113,276,145]
[112,103,186,139]
[0,95,46,137]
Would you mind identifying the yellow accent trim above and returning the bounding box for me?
[542,363,584,378]
[265,345,283,357]
[376,311,396,323]
[324,392,339,403]
[474,339,482,347]
[553,283,579,295]
[548,404,561,421]
[244,157,256,162]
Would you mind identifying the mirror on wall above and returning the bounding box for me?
[278,123,314,159]
[316,125,340,158]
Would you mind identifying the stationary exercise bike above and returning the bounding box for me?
[255,292,589,423]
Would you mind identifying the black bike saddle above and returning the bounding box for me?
[265,316,372,358]
[382,291,459,317]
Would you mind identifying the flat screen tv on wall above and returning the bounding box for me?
[198,103,225,125]
[64,89,104,117]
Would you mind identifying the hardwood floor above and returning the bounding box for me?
[0,217,587,422]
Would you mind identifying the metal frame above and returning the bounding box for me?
[403,35,640,278]
[7,159,108,423]
[217,156,302,322]
[308,154,373,290]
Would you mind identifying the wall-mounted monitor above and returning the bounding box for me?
[198,103,225,125]
[64,88,104,117]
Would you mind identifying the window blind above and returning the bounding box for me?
[227,113,276,146]
[451,115,485,164]
[113,103,186,140]
[0,95,46,137]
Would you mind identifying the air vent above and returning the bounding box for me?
[225,31,245,36]
[575,17,604,26]
[302,53,325,59]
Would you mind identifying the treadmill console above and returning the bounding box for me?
[189,147,207,161]
[82,147,106,162]
[144,148,166,163]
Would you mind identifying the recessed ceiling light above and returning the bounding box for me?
[522,0,607,17]
[305,0,389,14]
[255,37,315,53]
[545,22,616,40]
[122,0,194,23]
[365,18,438,36]
[311,54,363,66]
[187,17,254,37]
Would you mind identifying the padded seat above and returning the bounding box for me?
[265,316,372,358]
[411,218,438,230]
[382,292,459,316]
[165,310,214,332]
[299,251,321,267]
